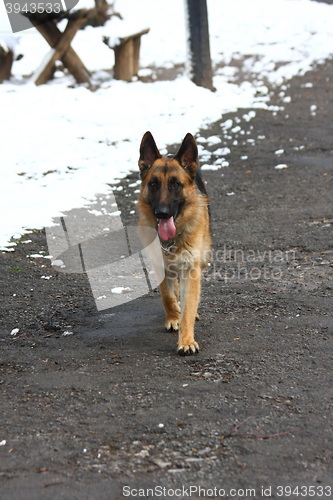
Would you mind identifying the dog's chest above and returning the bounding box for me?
[163,247,195,276]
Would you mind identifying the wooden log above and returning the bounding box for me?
[114,38,134,81]
[132,36,142,76]
[104,28,149,81]
[0,46,13,83]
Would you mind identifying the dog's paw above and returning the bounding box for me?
[177,341,199,356]
[165,318,179,332]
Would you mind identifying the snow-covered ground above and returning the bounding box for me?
[1,0,333,250]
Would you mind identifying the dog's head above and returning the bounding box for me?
[138,131,199,241]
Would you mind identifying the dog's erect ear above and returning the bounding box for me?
[139,131,161,178]
[174,133,199,178]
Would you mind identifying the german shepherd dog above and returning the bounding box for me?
[138,132,211,355]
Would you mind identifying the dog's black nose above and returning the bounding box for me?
[154,206,171,219]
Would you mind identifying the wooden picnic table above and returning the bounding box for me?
[24,10,149,85]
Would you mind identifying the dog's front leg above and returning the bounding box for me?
[178,263,201,355]
[160,277,181,332]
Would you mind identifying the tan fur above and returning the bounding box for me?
[138,132,212,355]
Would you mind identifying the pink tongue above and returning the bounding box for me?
[158,216,176,241]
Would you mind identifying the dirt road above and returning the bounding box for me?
[1,58,332,499]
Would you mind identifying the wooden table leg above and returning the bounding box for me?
[29,15,90,85]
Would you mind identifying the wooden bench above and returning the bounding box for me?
[103,28,149,82]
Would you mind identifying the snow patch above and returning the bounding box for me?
[111,287,133,294]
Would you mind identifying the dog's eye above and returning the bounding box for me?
[149,180,159,189]
[171,180,181,188]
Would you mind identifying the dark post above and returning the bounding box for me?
[184,0,214,91]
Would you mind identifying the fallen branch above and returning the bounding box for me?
[42,481,64,488]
